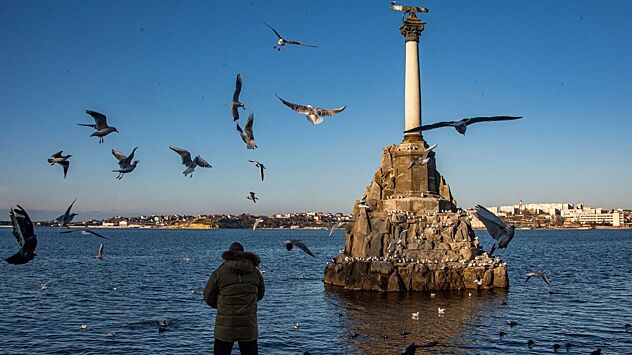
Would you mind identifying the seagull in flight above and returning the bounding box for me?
[56,198,78,229]
[248,160,266,181]
[247,191,259,203]
[232,74,245,121]
[236,113,257,149]
[328,221,347,237]
[408,144,437,169]
[169,146,212,177]
[112,147,139,179]
[96,243,104,259]
[5,205,37,265]
[276,94,346,125]
[262,21,317,51]
[525,271,551,285]
[60,229,109,240]
[78,110,119,143]
[252,218,264,231]
[48,151,72,178]
[404,116,522,135]
[475,205,515,256]
[283,239,315,257]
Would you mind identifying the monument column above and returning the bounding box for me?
[400,11,426,143]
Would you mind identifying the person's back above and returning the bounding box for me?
[204,242,265,355]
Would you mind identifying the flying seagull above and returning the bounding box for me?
[404,116,522,135]
[276,94,346,125]
[232,74,245,121]
[78,110,119,143]
[262,21,317,51]
[474,205,515,256]
[283,239,315,257]
[169,146,212,177]
[408,144,437,169]
[48,151,72,178]
[328,221,348,237]
[248,160,266,181]
[247,191,258,203]
[112,147,139,179]
[236,113,257,149]
[56,198,78,229]
[60,229,109,240]
[5,205,37,265]
[96,243,104,259]
[525,271,551,285]
[252,218,264,231]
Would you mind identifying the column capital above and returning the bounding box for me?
[400,14,425,42]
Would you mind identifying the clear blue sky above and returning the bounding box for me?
[1,1,631,220]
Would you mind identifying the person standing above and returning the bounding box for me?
[204,242,265,355]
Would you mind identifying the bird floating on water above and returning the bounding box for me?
[48,151,71,178]
[284,239,315,257]
[475,205,515,256]
[112,147,139,179]
[5,205,37,264]
[169,146,212,177]
[232,74,245,121]
[236,113,257,149]
[404,116,522,135]
[56,198,78,229]
[276,94,346,125]
[525,271,551,285]
[408,144,437,169]
[262,22,317,51]
[78,110,118,143]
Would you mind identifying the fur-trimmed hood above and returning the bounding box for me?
[222,250,261,273]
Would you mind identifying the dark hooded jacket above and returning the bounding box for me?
[204,250,265,341]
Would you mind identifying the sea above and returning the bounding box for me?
[1,228,631,354]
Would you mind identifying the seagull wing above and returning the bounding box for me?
[464,116,522,126]
[232,106,240,121]
[122,147,138,167]
[236,122,244,134]
[275,94,311,115]
[10,208,24,247]
[294,240,316,257]
[98,243,104,256]
[14,205,36,253]
[51,151,63,158]
[232,74,242,102]
[329,223,337,237]
[86,110,108,130]
[475,205,509,241]
[315,105,346,117]
[259,164,265,181]
[193,156,212,168]
[421,144,437,160]
[60,161,70,178]
[244,113,255,138]
[112,149,128,162]
[285,40,318,48]
[64,199,77,219]
[262,21,283,39]
[169,146,192,165]
[84,229,109,240]
[404,120,456,133]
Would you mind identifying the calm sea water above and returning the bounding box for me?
[1,228,631,354]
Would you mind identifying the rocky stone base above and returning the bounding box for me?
[324,253,508,292]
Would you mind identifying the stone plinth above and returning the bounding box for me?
[323,143,509,291]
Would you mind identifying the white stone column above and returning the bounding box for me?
[404,40,421,136]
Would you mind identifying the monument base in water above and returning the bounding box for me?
[323,143,509,291]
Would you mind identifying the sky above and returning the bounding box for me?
[1,0,632,220]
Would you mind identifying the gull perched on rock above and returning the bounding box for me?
[404,116,522,135]
[284,239,315,257]
[232,74,245,121]
[236,113,257,149]
[48,151,72,178]
[525,271,551,285]
[262,21,317,51]
[475,205,514,256]
[5,205,37,265]
[276,94,346,125]
[246,191,258,203]
[248,160,266,181]
[56,199,78,229]
[169,146,212,177]
[112,147,139,179]
[408,144,437,169]
[78,110,118,143]
[60,229,109,240]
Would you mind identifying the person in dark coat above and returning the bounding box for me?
[204,242,265,355]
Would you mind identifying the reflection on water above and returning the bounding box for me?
[326,288,507,354]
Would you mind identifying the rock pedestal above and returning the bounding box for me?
[323,143,509,291]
